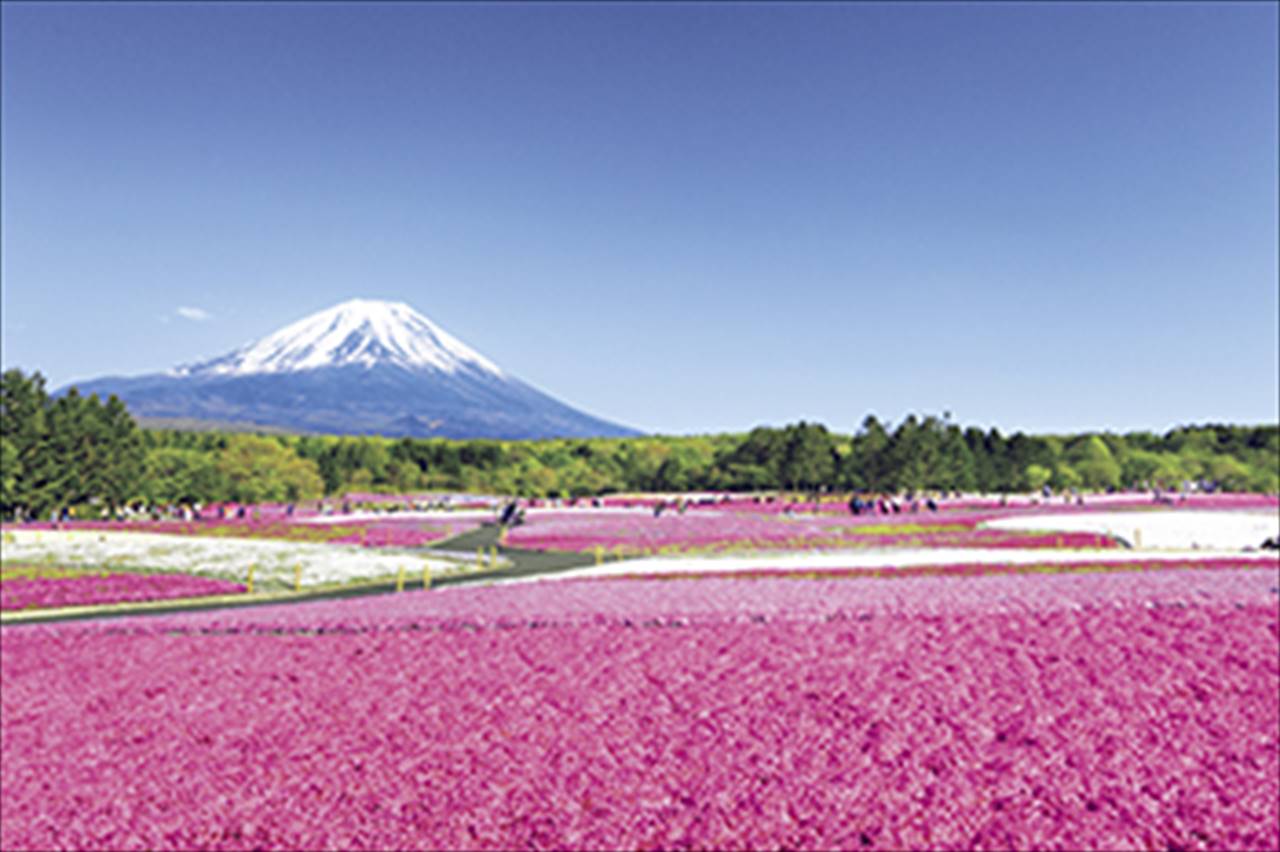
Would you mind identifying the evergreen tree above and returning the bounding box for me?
[0,436,19,511]
[719,427,787,490]
[38,389,98,513]
[780,422,838,490]
[0,369,49,515]
[845,415,891,491]
[938,426,978,492]
[97,395,145,513]
[984,428,1015,492]
[888,415,945,493]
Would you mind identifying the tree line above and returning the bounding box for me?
[2,367,1276,518]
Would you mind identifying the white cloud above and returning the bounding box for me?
[176,306,212,322]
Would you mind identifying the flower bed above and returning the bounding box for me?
[502,510,1118,555]
[606,556,1278,583]
[0,566,245,611]
[4,517,475,550]
[1,530,466,592]
[2,566,1276,850]
[504,496,1280,556]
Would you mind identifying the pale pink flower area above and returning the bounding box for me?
[2,567,1277,851]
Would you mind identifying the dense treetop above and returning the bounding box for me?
[2,368,1276,518]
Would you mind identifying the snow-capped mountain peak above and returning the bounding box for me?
[73,297,638,438]
[173,299,503,377]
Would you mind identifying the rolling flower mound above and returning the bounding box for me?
[2,567,1278,851]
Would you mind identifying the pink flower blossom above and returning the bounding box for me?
[3,565,1276,850]
[1,571,245,611]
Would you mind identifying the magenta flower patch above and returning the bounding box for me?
[2,566,1277,850]
[1,571,246,611]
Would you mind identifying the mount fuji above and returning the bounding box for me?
[66,299,641,439]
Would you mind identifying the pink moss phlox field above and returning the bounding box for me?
[317,517,481,549]
[0,572,246,611]
[575,494,1280,555]
[3,567,1278,851]
[504,493,1280,554]
[503,510,1118,554]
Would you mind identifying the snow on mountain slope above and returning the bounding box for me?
[173,299,503,377]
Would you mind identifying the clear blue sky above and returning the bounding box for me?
[2,2,1276,436]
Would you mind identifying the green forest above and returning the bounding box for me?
[2,367,1277,519]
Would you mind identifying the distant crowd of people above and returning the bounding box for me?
[847,494,941,516]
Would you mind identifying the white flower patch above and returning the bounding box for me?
[1,530,476,590]
[983,510,1280,550]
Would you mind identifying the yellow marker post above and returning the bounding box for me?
[246,563,255,595]
[396,564,406,593]
[489,546,497,569]
[475,548,484,571]
[595,545,603,565]
[423,564,432,590]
